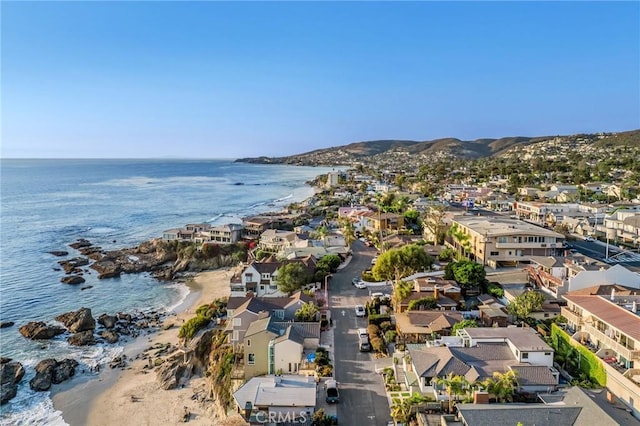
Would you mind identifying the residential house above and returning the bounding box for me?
[227,298,284,350]
[243,314,321,379]
[395,310,463,343]
[258,229,298,253]
[604,209,640,246]
[361,211,404,234]
[396,278,462,314]
[199,223,243,244]
[478,306,508,327]
[458,327,554,367]
[447,216,565,268]
[561,287,640,418]
[229,261,284,298]
[227,291,317,351]
[454,386,625,426]
[404,326,557,397]
[162,224,211,241]
[242,214,297,240]
[514,201,579,223]
[233,375,316,425]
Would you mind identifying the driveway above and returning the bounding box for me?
[330,241,392,425]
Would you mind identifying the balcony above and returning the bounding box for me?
[580,323,638,362]
[495,242,554,249]
[561,307,583,326]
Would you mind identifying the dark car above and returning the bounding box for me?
[325,379,339,403]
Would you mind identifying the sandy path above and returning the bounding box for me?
[58,269,245,426]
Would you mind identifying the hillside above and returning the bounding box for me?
[235,130,640,166]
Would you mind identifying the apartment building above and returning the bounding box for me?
[447,217,565,268]
[561,287,640,418]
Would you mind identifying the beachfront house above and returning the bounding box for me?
[233,375,316,425]
[197,223,243,244]
[243,315,320,379]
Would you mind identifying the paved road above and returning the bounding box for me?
[330,241,393,426]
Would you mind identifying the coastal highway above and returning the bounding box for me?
[330,240,392,426]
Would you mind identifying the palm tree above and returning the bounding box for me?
[434,373,470,413]
[390,397,411,424]
[482,371,518,403]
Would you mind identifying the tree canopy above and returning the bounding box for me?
[277,263,312,295]
[294,302,319,322]
[508,290,546,320]
[451,319,478,336]
[372,244,434,283]
[446,260,486,289]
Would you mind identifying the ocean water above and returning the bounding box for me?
[0,159,331,425]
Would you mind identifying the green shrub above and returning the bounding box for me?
[385,330,397,343]
[178,315,211,340]
[380,321,393,332]
[361,270,375,282]
[407,296,437,311]
[487,282,504,298]
[368,314,392,326]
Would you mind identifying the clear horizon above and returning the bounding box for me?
[2,1,639,159]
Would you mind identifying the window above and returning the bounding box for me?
[248,354,255,365]
[497,237,508,243]
[545,352,551,356]
[233,317,242,327]
[232,331,239,342]
[247,339,251,347]
[522,352,529,359]
[490,251,499,256]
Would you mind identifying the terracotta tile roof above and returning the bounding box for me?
[563,294,640,341]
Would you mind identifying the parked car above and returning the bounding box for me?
[371,292,390,301]
[355,305,366,317]
[325,379,339,403]
[357,328,369,339]
[358,333,371,352]
[354,281,367,289]
[585,236,594,242]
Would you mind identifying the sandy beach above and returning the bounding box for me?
[53,268,246,426]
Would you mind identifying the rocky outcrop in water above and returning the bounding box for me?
[19,321,65,340]
[61,275,86,285]
[1,359,25,404]
[48,251,69,257]
[98,314,117,329]
[0,321,15,329]
[58,257,90,274]
[29,358,79,391]
[55,307,96,333]
[68,330,97,346]
[100,330,119,344]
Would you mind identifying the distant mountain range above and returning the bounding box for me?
[235,129,640,166]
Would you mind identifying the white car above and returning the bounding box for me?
[585,236,594,242]
[354,281,367,289]
[355,305,366,317]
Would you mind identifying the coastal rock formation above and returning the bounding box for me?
[100,330,119,344]
[0,360,25,404]
[69,239,92,250]
[48,250,69,257]
[55,307,96,333]
[0,321,15,328]
[68,330,97,346]
[61,275,86,285]
[58,257,90,274]
[19,321,65,340]
[155,328,216,390]
[156,353,189,390]
[98,314,117,329]
[91,259,122,279]
[29,358,79,391]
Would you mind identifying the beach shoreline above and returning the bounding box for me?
[52,268,244,426]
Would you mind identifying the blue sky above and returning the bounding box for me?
[2,1,639,159]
